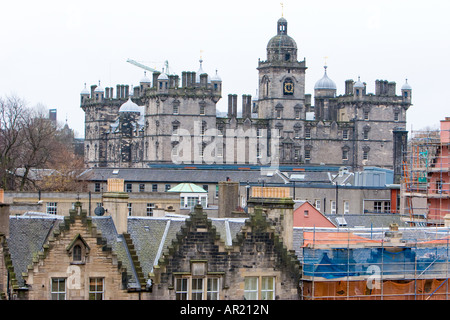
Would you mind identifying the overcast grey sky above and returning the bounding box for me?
[1,0,449,138]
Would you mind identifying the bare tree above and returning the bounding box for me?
[0,95,27,190]
[37,142,87,192]
[0,95,86,191]
[17,106,59,190]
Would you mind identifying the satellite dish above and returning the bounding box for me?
[94,206,105,216]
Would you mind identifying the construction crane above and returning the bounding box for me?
[126,59,171,75]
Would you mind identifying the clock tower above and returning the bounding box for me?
[257,17,307,120]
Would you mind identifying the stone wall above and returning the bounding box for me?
[150,204,300,300]
[23,203,135,300]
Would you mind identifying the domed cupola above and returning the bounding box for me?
[157,69,169,93]
[401,79,412,91]
[401,78,412,102]
[94,81,104,93]
[119,97,141,114]
[266,17,298,62]
[354,76,365,89]
[140,71,151,84]
[196,58,210,83]
[80,83,90,95]
[93,81,104,101]
[314,66,337,91]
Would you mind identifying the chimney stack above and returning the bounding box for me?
[242,94,252,119]
[228,94,238,118]
[0,201,10,238]
[247,188,294,250]
[218,181,241,218]
[102,179,129,234]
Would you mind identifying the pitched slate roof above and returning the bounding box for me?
[6,212,140,289]
[5,211,250,290]
[126,215,247,278]
[8,215,63,287]
[78,167,328,185]
[325,214,407,228]
[8,209,450,293]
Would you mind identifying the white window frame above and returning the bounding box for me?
[191,278,204,300]
[305,127,311,139]
[343,200,349,214]
[305,149,311,161]
[330,200,336,214]
[51,278,66,300]
[342,149,349,160]
[175,276,220,300]
[47,202,57,215]
[315,199,321,211]
[343,129,348,140]
[89,277,104,300]
[384,201,391,213]
[374,201,382,213]
[244,276,275,300]
[363,150,369,160]
[176,278,188,300]
[146,203,155,216]
[207,278,220,300]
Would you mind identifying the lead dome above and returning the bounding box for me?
[314,66,337,90]
[119,97,141,113]
[266,17,298,62]
[402,79,412,90]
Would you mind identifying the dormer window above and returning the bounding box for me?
[67,235,90,264]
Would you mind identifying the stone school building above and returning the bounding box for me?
[81,16,411,170]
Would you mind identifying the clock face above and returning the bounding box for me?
[284,81,294,95]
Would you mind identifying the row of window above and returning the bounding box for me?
[304,149,370,162]
[274,109,401,122]
[312,199,350,215]
[311,199,392,214]
[95,183,216,196]
[45,202,157,216]
[175,276,275,300]
[51,275,275,300]
[172,104,207,115]
[51,277,104,300]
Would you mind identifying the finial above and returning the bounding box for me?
[324,56,328,67]
[199,50,204,65]
[280,2,284,17]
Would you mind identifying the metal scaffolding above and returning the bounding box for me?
[298,227,450,300]
[401,127,450,226]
